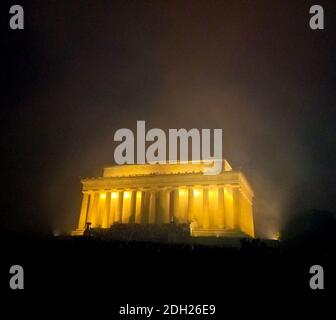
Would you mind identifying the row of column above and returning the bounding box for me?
[77,186,249,232]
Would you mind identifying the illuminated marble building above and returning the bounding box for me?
[73,160,255,238]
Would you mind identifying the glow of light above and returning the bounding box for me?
[100,193,106,199]
[53,230,60,237]
[224,188,232,199]
[137,192,141,198]
[193,190,200,196]
[111,192,118,199]
[124,191,130,199]
[179,189,186,196]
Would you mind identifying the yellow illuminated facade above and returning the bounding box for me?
[73,160,255,238]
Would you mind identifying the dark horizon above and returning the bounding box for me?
[1,0,336,237]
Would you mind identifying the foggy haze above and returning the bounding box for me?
[2,1,336,237]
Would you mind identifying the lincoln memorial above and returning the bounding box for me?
[73,160,255,238]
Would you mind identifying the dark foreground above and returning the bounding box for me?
[1,234,334,318]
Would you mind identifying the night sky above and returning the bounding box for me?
[1,0,336,237]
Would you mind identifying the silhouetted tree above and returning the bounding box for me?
[281,209,336,253]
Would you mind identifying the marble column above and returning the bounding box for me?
[156,189,170,224]
[192,188,202,226]
[232,187,241,230]
[86,192,95,225]
[89,192,100,227]
[169,189,175,223]
[78,192,89,230]
[122,191,132,223]
[115,191,124,223]
[97,193,106,228]
[109,192,118,226]
[149,190,156,224]
[237,191,254,237]
[173,189,179,223]
[135,191,143,224]
[162,189,170,224]
[187,187,194,222]
[129,190,137,223]
[208,188,217,228]
[202,188,210,228]
[142,190,151,223]
[217,187,225,229]
[224,186,234,229]
[102,192,111,228]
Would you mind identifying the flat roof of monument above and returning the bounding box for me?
[103,159,233,178]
